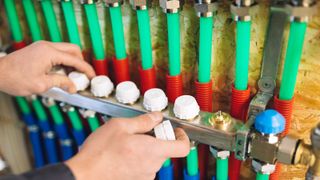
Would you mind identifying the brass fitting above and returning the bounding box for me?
[209,111,232,131]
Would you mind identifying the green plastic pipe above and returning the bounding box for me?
[136,9,153,70]
[4,0,23,42]
[167,13,181,76]
[48,104,64,125]
[279,22,307,100]
[256,172,269,180]
[109,6,127,60]
[216,157,228,180]
[31,98,48,121]
[235,21,251,91]
[84,4,105,60]
[186,146,199,176]
[198,16,213,83]
[22,0,43,41]
[162,158,171,168]
[61,1,82,48]
[16,97,31,114]
[88,115,100,132]
[67,108,83,131]
[41,0,62,42]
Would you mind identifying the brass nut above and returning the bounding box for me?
[209,111,232,131]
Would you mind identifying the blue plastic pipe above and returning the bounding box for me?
[54,123,74,160]
[38,120,59,163]
[22,114,45,168]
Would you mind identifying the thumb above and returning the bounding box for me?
[124,112,163,134]
[46,74,77,93]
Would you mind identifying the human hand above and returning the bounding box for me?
[66,112,190,180]
[0,41,95,96]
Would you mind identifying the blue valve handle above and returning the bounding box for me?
[54,123,74,160]
[22,114,45,168]
[255,110,286,135]
[38,120,59,163]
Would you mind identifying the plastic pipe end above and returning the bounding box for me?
[195,80,213,112]
[112,57,130,84]
[92,58,108,76]
[139,66,156,94]
[230,84,251,121]
[166,74,183,103]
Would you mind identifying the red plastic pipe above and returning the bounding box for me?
[12,41,27,50]
[92,58,108,76]
[270,95,294,180]
[166,74,183,103]
[229,85,251,180]
[139,66,156,94]
[112,57,130,84]
[195,80,213,180]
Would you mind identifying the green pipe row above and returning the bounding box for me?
[235,21,251,91]
[40,0,62,42]
[22,0,43,41]
[61,1,82,48]
[109,6,127,60]
[167,13,181,76]
[31,97,48,121]
[67,107,83,131]
[216,157,228,180]
[279,22,307,100]
[48,103,64,125]
[4,0,23,42]
[256,172,269,180]
[16,97,32,114]
[186,146,198,176]
[84,4,105,60]
[198,16,214,83]
[136,9,153,70]
[87,115,100,132]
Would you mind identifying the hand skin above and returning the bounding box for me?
[0,41,95,96]
[66,112,190,180]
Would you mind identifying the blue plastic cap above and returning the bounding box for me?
[254,109,286,135]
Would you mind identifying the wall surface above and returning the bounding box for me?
[0,0,319,179]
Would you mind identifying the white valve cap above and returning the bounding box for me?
[0,52,7,58]
[90,75,114,97]
[143,88,168,112]
[173,95,200,120]
[115,81,140,104]
[154,120,176,141]
[68,71,90,91]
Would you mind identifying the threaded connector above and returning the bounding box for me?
[160,0,180,13]
[104,0,123,7]
[286,0,317,22]
[194,0,218,17]
[230,0,256,21]
[79,0,99,4]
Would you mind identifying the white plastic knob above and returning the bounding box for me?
[115,81,140,104]
[173,95,200,120]
[0,52,7,58]
[90,75,114,97]
[154,120,176,141]
[143,88,168,112]
[68,71,90,91]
